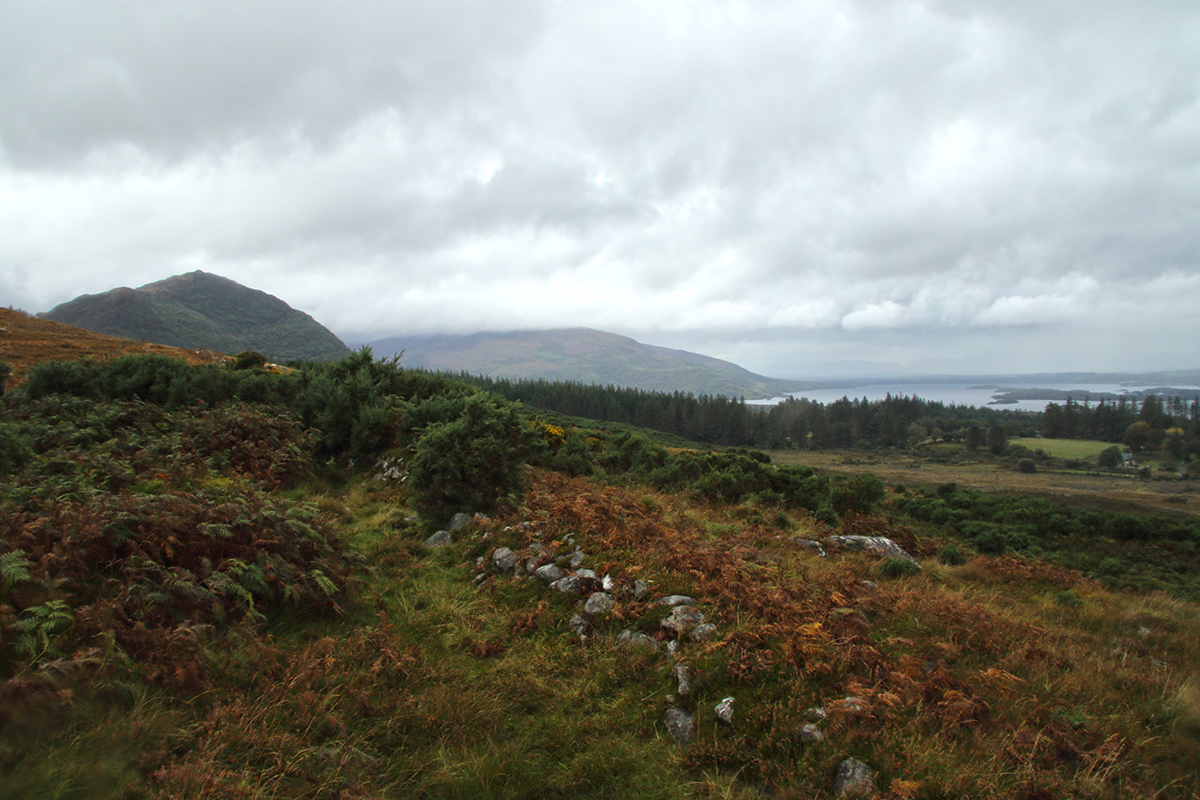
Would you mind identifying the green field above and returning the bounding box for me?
[1011,437,1120,459]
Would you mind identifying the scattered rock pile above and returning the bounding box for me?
[429,511,908,796]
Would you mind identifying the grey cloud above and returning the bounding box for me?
[2,0,1199,376]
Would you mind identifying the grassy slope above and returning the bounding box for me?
[8,468,1197,799]
[2,343,1197,797]
[0,307,225,389]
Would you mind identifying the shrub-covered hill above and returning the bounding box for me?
[40,270,351,363]
[0,350,1198,798]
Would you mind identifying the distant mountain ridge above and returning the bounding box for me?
[40,271,350,363]
[367,328,820,398]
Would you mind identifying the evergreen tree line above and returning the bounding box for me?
[1041,394,1200,440]
[452,373,1040,449]
[1041,394,1200,463]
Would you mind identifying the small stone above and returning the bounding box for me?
[528,542,545,554]
[664,708,694,744]
[491,547,517,574]
[534,564,564,582]
[833,757,877,797]
[576,569,598,581]
[805,706,828,721]
[568,614,589,639]
[653,595,696,608]
[662,606,705,636]
[584,592,615,617]
[689,623,718,643]
[550,575,584,594]
[632,579,650,600]
[423,530,452,548]
[796,723,823,743]
[835,696,866,714]
[569,551,585,569]
[675,664,691,696]
[715,696,735,726]
[790,538,827,557]
[446,513,475,531]
[617,629,661,652]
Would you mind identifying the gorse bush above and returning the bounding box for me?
[406,393,535,525]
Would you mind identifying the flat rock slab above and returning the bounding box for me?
[828,535,918,566]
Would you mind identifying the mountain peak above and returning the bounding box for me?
[41,272,349,362]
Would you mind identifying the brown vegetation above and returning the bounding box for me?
[0,307,225,389]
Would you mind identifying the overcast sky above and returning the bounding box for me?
[2,1,1198,378]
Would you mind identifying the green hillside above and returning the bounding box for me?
[1,349,1197,798]
[40,270,350,363]
[369,328,821,399]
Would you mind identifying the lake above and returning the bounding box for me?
[747,382,1166,412]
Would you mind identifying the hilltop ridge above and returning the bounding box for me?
[40,270,350,363]
[368,328,821,399]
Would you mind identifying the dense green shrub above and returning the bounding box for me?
[814,506,841,527]
[937,544,966,565]
[879,558,921,578]
[232,350,268,370]
[829,473,886,515]
[407,393,534,525]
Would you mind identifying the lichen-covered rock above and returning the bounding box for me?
[422,530,452,548]
[491,547,516,574]
[568,614,590,639]
[675,664,691,696]
[790,538,827,557]
[833,757,877,797]
[662,605,705,637]
[533,564,564,582]
[652,594,696,608]
[617,629,661,652]
[828,535,918,567]
[446,513,476,531]
[664,708,694,744]
[689,623,718,642]
[584,591,615,617]
[550,575,584,594]
[632,579,650,600]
